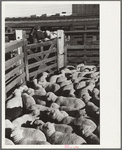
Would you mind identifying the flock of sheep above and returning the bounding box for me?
[5,63,100,145]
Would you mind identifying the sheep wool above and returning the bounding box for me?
[22,93,36,111]
[5,138,15,145]
[42,122,86,144]
[12,114,37,128]
[6,89,23,109]
[11,127,47,145]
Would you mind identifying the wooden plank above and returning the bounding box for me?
[6,72,25,93]
[23,38,29,81]
[27,39,56,49]
[5,63,24,81]
[5,53,24,70]
[5,40,24,53]
[29,63,57,78]
[27,47,56,59]
[67,57,99,62]
[57,30,65,70]
[68,51,99,56]
[28,56,57,69]
[5,19,99,28]
[67,45,99,49]
[65,30,99,34]
[64,45,67,67]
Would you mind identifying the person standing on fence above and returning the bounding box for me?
[31,26,45,43]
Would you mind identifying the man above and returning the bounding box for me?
[31,26,45,43]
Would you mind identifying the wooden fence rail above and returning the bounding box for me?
[5,30,66,100]
[64,25,99,66]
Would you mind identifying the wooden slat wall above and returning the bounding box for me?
[5,39,26,99]
[65,23,99,66]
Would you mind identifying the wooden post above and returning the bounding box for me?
[23,32,29,82]
[64,38,67,67]
[84,26,87,65]
[57,30,65,71]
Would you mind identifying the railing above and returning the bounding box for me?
[5,39,26,99]
[5,30,66,100]
[64,25,99,66]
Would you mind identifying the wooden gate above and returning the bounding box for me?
[5,30,66,100]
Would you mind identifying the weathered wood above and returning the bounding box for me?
[5,63,24,81]
[67,45,99,49]
[68,51,99,56]
[29,63,57,78]
[27,48,56,59]
[64,45,67,67]
[65,30,99,34]
[23,40,29,81]
[6,72,25,93]
[27,39,56,49]
[57,30,65,70]
[5,19,99,28]
[5,40,24,53]
[28,56,57,69]
[5,53,24,70]
[67,57,99,63]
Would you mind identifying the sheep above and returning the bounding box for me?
[12,113,38,128]
[46,92,85,111]
[10,126,47,145]
[33,119,73,134]
[59,108,86,118]
[5,138,14,145]
[48,109,97,135]
[37,76,60,93]
[21,93,36,112]
[41,122,86,144]
[77,80,95,99]
[32,79,47,94]
[85,102,100,123]
[74,81,86,90]
[26,87,46,97]
[59,80,72,88]
[48,108,69,123]
[91,88,100,107]
[32,95,46,106]
[56,76,67,84]
[49,70,65,83]
[60,84,75,97]
[6,89,23,109]
[18,85,28,93]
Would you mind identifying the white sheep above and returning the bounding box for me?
[22,93,36,111]
[10,126,47,145]
[41,122,86,144]
[6,89,23,109]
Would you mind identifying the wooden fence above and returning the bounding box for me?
[64,25,99,66]
[5,30,66,100]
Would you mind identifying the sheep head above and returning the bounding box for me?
[46,92,57,102]
[50,103,60,109]
[13,89,21,97]
[48,109,65,122]
[42,122,55,137]
[42,72,48,78]
[18,85,28,93]
[38,77,47,87]
[10,127,23,142]
[26,88,35,96]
